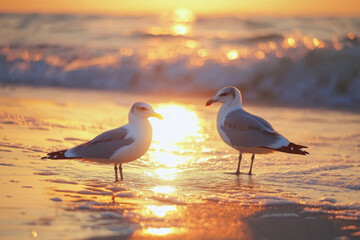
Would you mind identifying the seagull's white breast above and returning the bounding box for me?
[216,104,238,149]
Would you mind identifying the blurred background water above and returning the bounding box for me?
[1,12,359,109]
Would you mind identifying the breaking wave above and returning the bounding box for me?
[0,13,359,109]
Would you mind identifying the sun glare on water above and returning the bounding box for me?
[141,227,186,237]
[150,104,200,144]
[144,227,173,236]
[152,185,176,194]
[147,205,177,217]
[172,24,188,35]
[149,104,201,168]
[154,168,182,180]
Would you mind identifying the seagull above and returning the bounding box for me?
[206,86,308,175]
[42,102,163,181]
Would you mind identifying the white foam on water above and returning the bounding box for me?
[1,14,359,109]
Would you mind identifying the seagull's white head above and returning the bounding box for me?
[206,86,242,107]
[129,102,163,121]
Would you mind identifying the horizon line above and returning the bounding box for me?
[1,10,359,18]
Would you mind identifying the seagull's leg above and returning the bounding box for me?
[236,152,242,175]
[248,154,255,175]
[114,164,118,182]
[119,164,123,181]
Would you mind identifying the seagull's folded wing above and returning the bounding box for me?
[221,109,287,148]
[66,126,134,159]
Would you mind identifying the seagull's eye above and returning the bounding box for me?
[139,107,147,111]
[220,93,228,97]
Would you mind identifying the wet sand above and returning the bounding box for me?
[0,86,359,239]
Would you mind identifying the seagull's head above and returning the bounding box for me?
[129,102,163,120]
[206,86,242,106]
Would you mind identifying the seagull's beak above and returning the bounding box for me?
[150,112,163,120]
[206,98,217,106]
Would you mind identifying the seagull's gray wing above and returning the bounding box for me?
[67,126,134,159]
[220,109,284,148]
[246,112,275,131]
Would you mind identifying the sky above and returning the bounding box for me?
[0,0,359,16]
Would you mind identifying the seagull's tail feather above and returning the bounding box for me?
[41,149,78,160]
[273,142,309,155]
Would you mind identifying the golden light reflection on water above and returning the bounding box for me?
[172,24,188,35]
[152,185,176,194]
[286,36,296,48]
[227,49,239,60]
[147,205,177,217]
[140,227,187,237]
[149,104,201,168]
[150,104,201,144]
[131,202,259,239]
[4,26,344,72]
[150,150,182,168]
[144,227,174,236]
[154,168,182,180]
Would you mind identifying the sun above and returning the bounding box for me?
[173,8,196,23]
[170,8,195,36]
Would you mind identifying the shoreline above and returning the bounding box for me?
[1,84,360,113]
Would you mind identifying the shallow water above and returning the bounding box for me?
[0,86,359,239]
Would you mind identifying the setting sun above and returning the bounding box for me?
[173,8,196,23]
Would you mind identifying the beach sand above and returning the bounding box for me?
[0,86,359,239]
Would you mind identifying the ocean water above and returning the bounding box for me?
[0,13,360,109]
[0,87,359,239]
